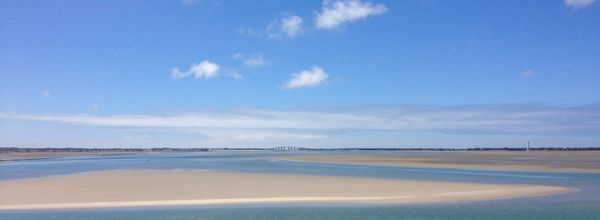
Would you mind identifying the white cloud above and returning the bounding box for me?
[316,0,387,29]
[42,91,50,97]
[2,104,599,136]
[171,60,220,79]
[521,69,535,78]
[565,0,597,8]
[281,15,303,38]
[267,14,304,39]
[191,61,219,79]
[285,66,329,89]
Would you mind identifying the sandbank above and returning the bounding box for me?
[279,151,600,173]
[0,170,571,210]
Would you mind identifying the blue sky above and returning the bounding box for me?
[1,0,599,148]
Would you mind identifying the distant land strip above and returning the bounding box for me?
[2,147,600,153]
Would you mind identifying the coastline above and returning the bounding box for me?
[0,170,571,210]
[0,152,145,163]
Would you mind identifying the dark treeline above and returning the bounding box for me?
[1,147,600,153]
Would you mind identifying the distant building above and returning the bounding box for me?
[273,147,298,151]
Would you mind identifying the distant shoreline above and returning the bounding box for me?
[0,151,147,163]
[279,151,600,173]
[3,146,600,163]
[2,146,600,153]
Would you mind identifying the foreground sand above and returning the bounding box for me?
[0,170,571,210]
[280,151,600,173]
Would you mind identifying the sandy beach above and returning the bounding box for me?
[0,169,571,210]
[279,151,600,173]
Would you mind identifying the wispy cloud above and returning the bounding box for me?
[285,66,329,89]
[3,104,599,136]
[171,60,220,79]
[245,55,269,67]
[237,27,263,38]
[42,91,50,97]
[233,53,270,68]
[565,0,597,9]
[240,14,303,39]
[205,130,328,147]
[521,69,535,78]
[222,67,243,80]
[315,0,387,29]
[230,133,326,142]
[122,134,152,141]
[268,14,303,38]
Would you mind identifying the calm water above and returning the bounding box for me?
[1,152,599,219]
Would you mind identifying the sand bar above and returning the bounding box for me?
[0,170,571,210]
[0,152,143,163]
[279,151,600,173]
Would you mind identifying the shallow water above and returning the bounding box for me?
[1,151,599,219]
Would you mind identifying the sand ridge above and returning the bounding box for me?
[278,151,600,173]
[0,169,571,210]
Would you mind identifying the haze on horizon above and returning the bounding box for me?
[1,0,599,148]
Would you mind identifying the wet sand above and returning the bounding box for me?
[0,170,571,210]
[0,152,142,163]
[279,151,600,173]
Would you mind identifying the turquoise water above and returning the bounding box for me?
[2,205,599,220]
[1,152,599,219]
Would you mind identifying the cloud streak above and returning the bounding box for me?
[233,53,270,68]
[521,69,535,78]
[565,0,597,9]
[2,104,599,136]
[240,14,303,39]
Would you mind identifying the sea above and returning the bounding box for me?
[0,151,599,220]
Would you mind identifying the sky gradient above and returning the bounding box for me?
[1,0,599,148]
